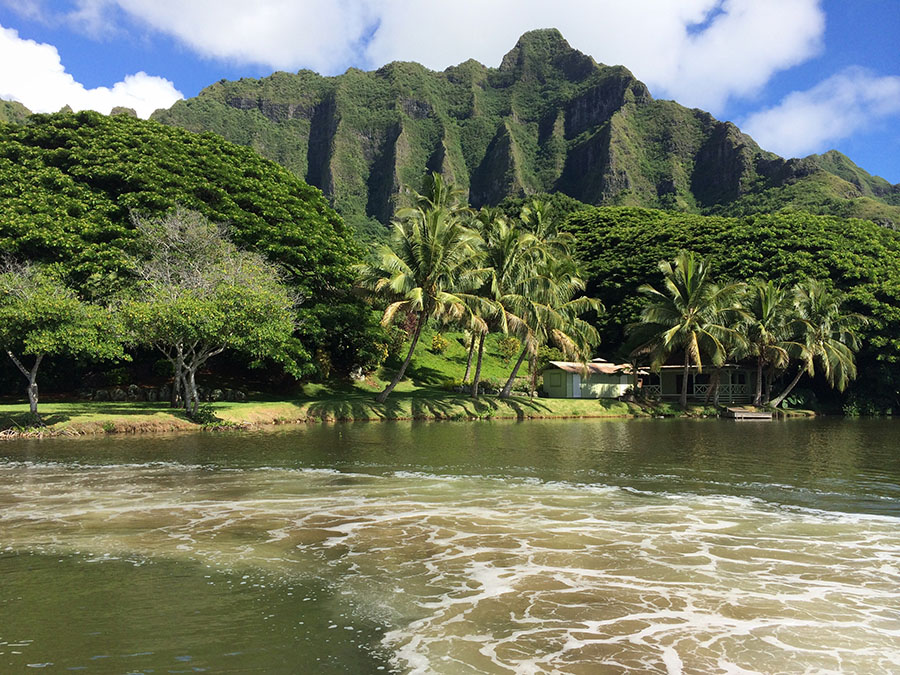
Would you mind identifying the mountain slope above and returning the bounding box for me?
[152,29,900,232]
[0,100,30,124]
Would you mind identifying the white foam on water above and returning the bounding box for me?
[1,462,899,673]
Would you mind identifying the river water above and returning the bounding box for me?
[1,419,898,673]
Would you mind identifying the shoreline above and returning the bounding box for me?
[0,394,815,440]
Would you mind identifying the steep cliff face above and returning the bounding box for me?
[152,29,900,232]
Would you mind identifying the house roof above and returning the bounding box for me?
[548,361,635,375]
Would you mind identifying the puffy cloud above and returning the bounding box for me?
[0,23,182,118]
[741,68,900,158]
[8,0,825,113]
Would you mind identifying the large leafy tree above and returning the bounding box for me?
[0,111,372,377]
[635,251,744,407]
[770,281,866,407]
[0,262,125,418]
[124,210,300,416]
[357,178,485,403]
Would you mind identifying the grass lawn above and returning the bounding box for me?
[0,380,651,436]
[0,326,757,436]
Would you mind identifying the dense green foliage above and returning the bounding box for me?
[0,111,377,378]
[569,207,900,407]
[152,30,900,236]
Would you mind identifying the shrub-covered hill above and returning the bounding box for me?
[567,207,900,406]
[152,29,900,236]
[0,111,356,294]
[0,111,376,376]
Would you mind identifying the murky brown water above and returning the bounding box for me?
[1,419,899,673]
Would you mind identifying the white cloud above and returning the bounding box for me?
[741,67,900,158]
[0,23,182,118]
[7,0,825,114]
[366,0,824,113]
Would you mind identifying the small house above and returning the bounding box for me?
[542,359,635,399]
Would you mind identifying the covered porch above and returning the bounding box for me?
[641,365,757,404]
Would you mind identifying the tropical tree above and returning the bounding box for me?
[124,209,300,416]
[635,251,745,407]
[740,280,795,405]
[467,209,542,397]
[499,255,603,399]
[769,280,866,407]
[0,261,126,419]
[357,177,485,403]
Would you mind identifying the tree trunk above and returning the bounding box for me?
[463,332,476,383]
[770,365,806,408]
[680,351,690,408]
[170,347,184,409]
[764,368,774,405]
[754,356,764,406]
[712,368,722,407]
[500,345,529,399]
[706,368,720,405]
[7,351,42,418]
[377,314,423,403]
[529,355,538,397]
[469,332,486,397]
[187,368,199,417]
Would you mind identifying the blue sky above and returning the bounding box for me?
[1,0,898,183]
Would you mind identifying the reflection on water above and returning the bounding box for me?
[1,419,899,673]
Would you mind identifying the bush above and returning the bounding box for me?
[431,332,449,354]
[497,336,521,362]
[440,377,465,392]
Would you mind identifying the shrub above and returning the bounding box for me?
[497,336,521,362]
[431,332,449,354]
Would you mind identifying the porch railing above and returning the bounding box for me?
[642,383,750,400]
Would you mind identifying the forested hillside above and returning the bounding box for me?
[0,111,379,377]
[152,29,900,236]
[568,207,900,408]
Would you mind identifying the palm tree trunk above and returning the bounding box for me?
[463,332,476,383]
[770,365,806,408]
[754,356,764,406]
[529,355,537,397]
[501,346,529,399]
[377,314,424,403]
[469,332,486,397]
[712,368,722,407]
[680,351,690,408]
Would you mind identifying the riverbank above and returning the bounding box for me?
[0,386,815,438]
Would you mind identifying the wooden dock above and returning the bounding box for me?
[724,407,773,420]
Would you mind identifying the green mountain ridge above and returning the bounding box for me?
[147,29,900,232]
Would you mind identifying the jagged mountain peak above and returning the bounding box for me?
[150,31,900,234]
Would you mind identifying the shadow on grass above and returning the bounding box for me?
[0,402,192,430]
[304,388,554,422]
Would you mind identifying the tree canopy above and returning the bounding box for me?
[0,111,377,378]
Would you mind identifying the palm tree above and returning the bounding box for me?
[469,210,542,397]
[499,255,602,399]
[741,280,794,405]
[356,179,485,403]
[769,280,866,408]
[635,251,744,408]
